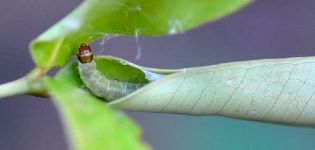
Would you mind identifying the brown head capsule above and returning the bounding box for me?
[77,43,93,63]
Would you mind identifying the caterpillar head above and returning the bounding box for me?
[78,43,93,64]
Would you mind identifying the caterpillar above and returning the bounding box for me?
[77,43,163,101]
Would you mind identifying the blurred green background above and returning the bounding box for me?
[1,0,315,150]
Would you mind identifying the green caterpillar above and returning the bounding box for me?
[77,43,163,101]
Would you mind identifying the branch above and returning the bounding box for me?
[0,68,47,99]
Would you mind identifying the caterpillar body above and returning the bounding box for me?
[77,43,162,101]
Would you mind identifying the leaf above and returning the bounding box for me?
[30,0,251,68]
[44,78,150,150]
[55,56,156,88]
[109,56,315,127]
[56,54,315,127]
[54,61,83,87]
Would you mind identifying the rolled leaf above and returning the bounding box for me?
[56,55,315,127]
[110,56,315,127]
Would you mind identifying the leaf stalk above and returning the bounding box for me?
[0,68,48,99]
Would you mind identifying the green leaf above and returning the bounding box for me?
[55,56,155,87]
[56,54,315,127]
[44,78,150,150]
[54,61,83,87]
[108,56,315,127]
[30,0,251,68]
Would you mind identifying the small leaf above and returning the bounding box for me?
[44,78,150,150]
[30,0,251,68]
[109,56,315,127]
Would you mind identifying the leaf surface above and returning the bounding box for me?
[110,57,315,127]
[57,55,315,127]
[30,0,251,68]
[45,78,150,150]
